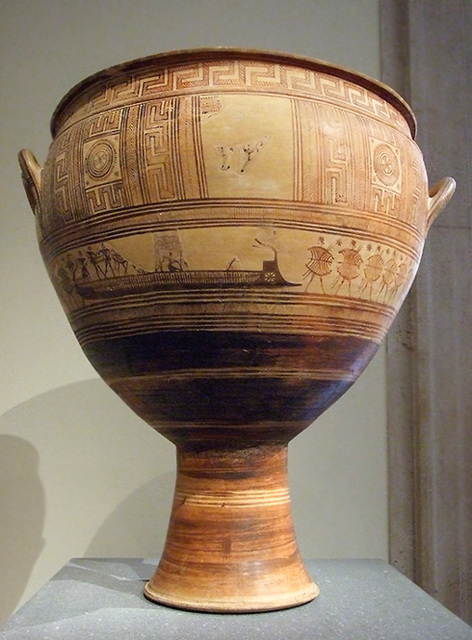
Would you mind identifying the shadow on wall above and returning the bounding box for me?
[0,379,174,625]
[0,435,45,621]
[85,472,175,559]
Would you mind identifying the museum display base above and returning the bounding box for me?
[1,558,471,639]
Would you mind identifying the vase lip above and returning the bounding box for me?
[50,46,416,138]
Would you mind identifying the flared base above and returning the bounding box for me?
[144,575,319,613]
[143,443,319,613]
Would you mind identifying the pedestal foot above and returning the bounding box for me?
[144,444,319,612]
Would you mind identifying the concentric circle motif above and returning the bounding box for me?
[85,141,115,179]
[373,144,400,186]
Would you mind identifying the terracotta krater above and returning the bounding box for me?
[19,48,455,612]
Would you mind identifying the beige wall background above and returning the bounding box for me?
[0,0,387,624]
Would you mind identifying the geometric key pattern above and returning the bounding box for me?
[38,53,430,347]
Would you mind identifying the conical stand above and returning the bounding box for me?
[144,443,318,612]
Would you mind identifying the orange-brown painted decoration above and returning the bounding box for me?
[19,48,455,612]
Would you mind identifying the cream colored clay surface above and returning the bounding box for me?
[201,94,293,200]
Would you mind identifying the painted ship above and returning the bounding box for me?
[75,259,299,300]
[69,230,300,300]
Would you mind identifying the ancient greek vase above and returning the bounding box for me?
[19,48,455,613]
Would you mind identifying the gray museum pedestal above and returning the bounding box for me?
[1,559,471,639]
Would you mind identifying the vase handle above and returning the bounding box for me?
[426,176,456,232]
[18,149,43,216]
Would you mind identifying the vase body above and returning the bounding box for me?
[19,48,455,612]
